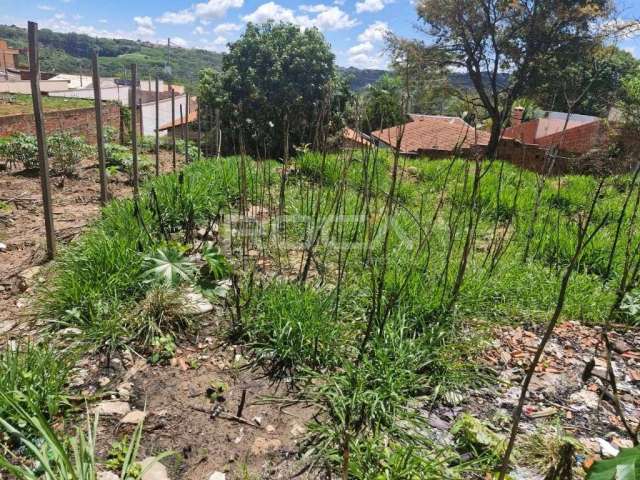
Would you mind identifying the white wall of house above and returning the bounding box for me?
[141,94,188,136]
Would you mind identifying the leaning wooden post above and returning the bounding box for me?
[155,76,159,176]
[171,89,176,171]
[28,21,56,259]
[215,107,221,159]
[138,98,144,138]
[91,50,108,205]
[184,93,190,163]
[179,104,184,153]
[197,98,201,162]
[130,64,139,197]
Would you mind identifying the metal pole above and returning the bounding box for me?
[184,93,189,163]
[130,64,139,197]
[155,76,160,176]
[171,89,176,171]
[28,22,56,259]
[91,50,108,205]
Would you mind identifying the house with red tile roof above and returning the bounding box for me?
[370,114,491,157]
[503,109,608,155]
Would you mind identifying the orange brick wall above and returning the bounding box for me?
[0,103,121,144]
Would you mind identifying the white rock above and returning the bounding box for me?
[0,320,17,335]
[184,291,214,314]
[569,389,599,410]
[596,438,620,458]
[59,327,82,336]
[0,242,7,252]
[117,382,133,401]
[252,416,262,426]
[97,471,119,480]
[120,410,147,424]
[98,376,111,387]
[290,423,307,437]
[139,457,170,480]
[94,401,130,416]
[208,473,226,480]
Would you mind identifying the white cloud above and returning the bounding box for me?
[134,16,155,37]
[348,21,389,69]
[194,0,244,19]
[357,21,389,42]
[242,2,356,31]
[355,0,393,13]
[194,25,206,35]
[171,37,189,48]
[158,0,243,25]
[214,22,242,34]
[37,4,55,11]
[157,9,195,25]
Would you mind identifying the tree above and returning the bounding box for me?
[415,0,616,158]
[361,74,408,134]
[528,45,639,116]
[199,22,338,158]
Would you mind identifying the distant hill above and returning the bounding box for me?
[339,67,387,90]
[0,24,222,90]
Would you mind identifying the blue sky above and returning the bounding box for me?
[2,0,640,69]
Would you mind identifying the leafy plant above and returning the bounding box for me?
[105,435,143,478]
[587,446,640,480]
[0,397,166,480]
[201,244,231,280]
[48,132,93,176]
[142,246,197,286]
[0,133,38,170]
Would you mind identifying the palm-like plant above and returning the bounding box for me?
[142,246,197,286]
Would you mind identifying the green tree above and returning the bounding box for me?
[199,22,337,158]
[529,46,639,116]
[414,0,617,158]
[362,74,408,134]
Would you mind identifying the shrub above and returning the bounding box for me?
[0,133,38,170]
[48,132,93,176]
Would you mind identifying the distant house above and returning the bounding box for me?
[0,40,21,72]
[158,108,199,139]
[503,108,608,155]
[342,127,373,149]
[370,114,491,157]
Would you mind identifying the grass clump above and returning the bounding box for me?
[243,281,346,376]
[0,343,72,434]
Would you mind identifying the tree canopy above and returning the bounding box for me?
[199,22,345,157]
[414,0,617,157]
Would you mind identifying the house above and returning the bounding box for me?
[158,107,199,139]
[370,114,491,157]
[342,127,373,149]
[0,40,21,73]
[503,108,607,155]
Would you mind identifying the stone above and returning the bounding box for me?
[0,320,17,335]
[120,410,147,424]
[139,458,170,480]
[110,358,124,371]
[117,382,133,400]
[18,265,42,290]
[94,401,130,416]
[613,339,632,354]
[0,242,6,252]
[290,423,307,437]
[596,438,620,458]
[265,424,276,433]
[252,416,262,426]
[208,473,226,480]
[569,389,599,410]
[184,291,214,314]
[98,376,111,387]
[97,472,120,480]
[251,437,282,456]
[60,327,83,336]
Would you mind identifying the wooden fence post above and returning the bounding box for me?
[171,89,176,171]
[130,64,139,197]
[155,76,159,176]
[197,98,201,162]
[215,108,221,159]
[91,50,108,205]
[185,93,190,163]
[138,98,144,138]
[28,21,56,259]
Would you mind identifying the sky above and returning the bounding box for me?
[2,0,640,70]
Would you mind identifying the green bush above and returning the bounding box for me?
[0,133,38,170]
[48,132,93,176]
